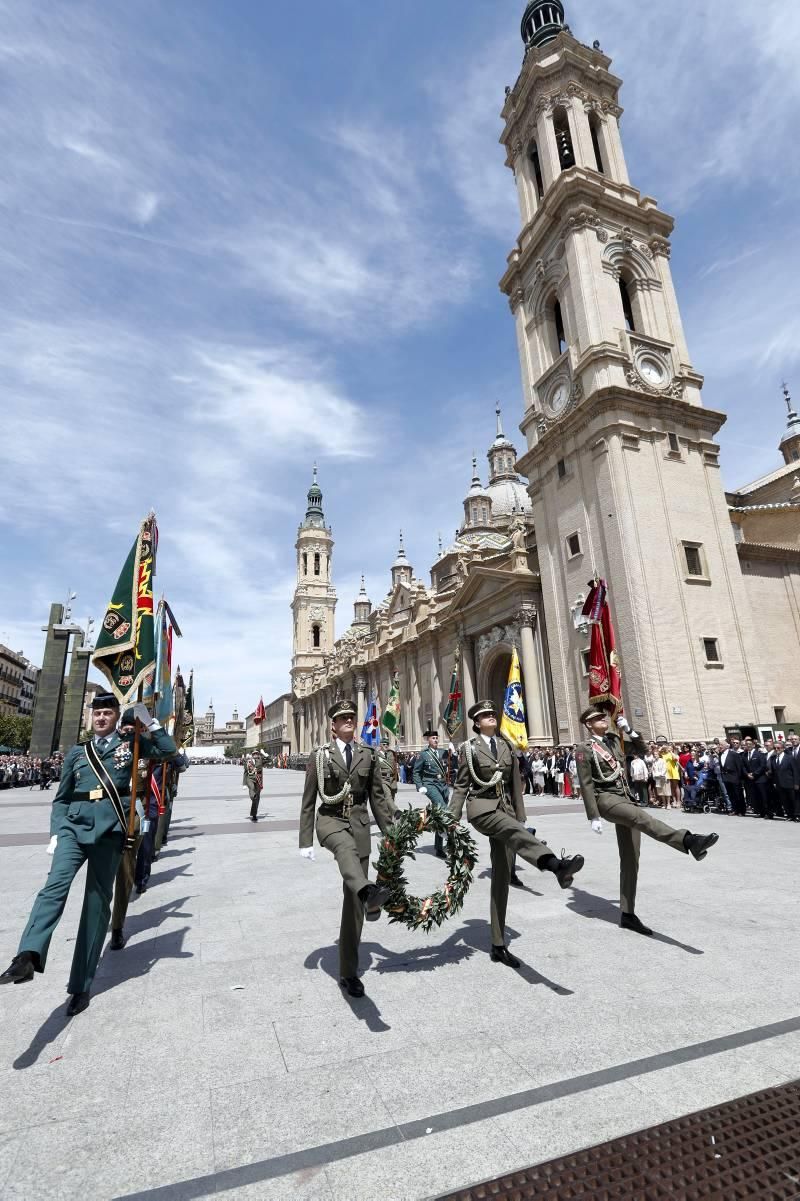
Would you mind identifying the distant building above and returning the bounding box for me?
[245,694,293,757]
[196,701,246,751]
[18,658,40,718]
[0,644,27,716]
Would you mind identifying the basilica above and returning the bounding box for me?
[287,0,800,752]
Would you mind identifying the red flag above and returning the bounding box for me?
[254,697,266,725]
[582,579,622,716]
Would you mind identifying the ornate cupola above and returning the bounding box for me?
[486,406,533,521]
[461,457,493,532]
[780,383,800,465]
[391,532,413,589]
[303,464,325,529]
[521,0,565,52]
[353,576,372,627]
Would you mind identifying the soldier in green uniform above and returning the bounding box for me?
[0,693,176,1014]
[244,749,265,821]
[450,700,585,968]
[299,699,396,998]
[575,706,719,935]
[412,728,450,858]
[375,744,400,808]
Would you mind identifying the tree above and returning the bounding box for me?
[0,714,33,752]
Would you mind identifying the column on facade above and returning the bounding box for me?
[461,635,477,714]
[536,107,561,192]
[429,638,442,733]
[570,96,596,173]
[355,675,367,732]
[410,651,422,745]
[518,603,552,743]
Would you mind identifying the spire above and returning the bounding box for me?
[437,532,443,557]
[358,574,368,598]
[391,532,412,587]
[496,403,504,440]
[468,455,486,494]
[303,463,325,528]
[780,382,800,464]
[521,0,566,52]
[353,574,371,624]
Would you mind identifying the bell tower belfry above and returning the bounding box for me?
[291,467,337,694]
[499,4,769,738]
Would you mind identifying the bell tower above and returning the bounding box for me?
[500,5,769,738]
[291,467,337,694]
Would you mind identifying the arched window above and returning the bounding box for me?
[552,107,575,170]
[554,299,567,355]
[529,139,545,200]
[619,277,635,332]
[314,553,321,576]
[588,112,605,175]
[312,624,321,649]
[302,552,307,576]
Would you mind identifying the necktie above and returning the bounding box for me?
[97,738,107,752]
[345,743,352,772]
[490,737,497,759]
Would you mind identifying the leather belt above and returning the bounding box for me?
[319,798,366,816]
[72,792,131,804]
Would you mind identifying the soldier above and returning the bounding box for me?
[412,728,450,858]
[0,693,176,1014]
[299,699,396,998]
[575,706,719,936]
[244,749,265,821]
[109,708,148,949]
[375,743,400,808]
[449,700,585,968]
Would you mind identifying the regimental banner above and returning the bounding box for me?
[500,646,529,749]
[92,515,157,704]
[581,577,623,717]
[361,693,381,747]
[381,678,401,737]
[443,650,464,739]
[180,669,195,748]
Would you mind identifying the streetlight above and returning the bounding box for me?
[63,590,77,622]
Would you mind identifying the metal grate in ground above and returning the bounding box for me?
[437,1080,800,1200]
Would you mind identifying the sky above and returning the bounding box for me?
[1,0,799,722]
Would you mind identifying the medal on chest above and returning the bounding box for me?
[113,743,133,770]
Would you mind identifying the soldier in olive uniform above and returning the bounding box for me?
[375,744,400,808]
[450,700,585,968]
[299,700,396,998]
[244,749,265,821]
[412,728,450,858]
[576,706,719,935]
[0,693,176,1014]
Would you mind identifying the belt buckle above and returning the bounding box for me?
[89,788,104,801]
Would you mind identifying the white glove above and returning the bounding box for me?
[132,702,156,729]
[591,819,603,834]
[299,847,315,861]
[46,835,58,855]
[418,787,427,795]
[616,716,631,733]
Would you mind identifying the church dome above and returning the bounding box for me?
[487,477,533,517]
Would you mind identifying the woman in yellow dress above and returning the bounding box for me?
[662,744,682,809]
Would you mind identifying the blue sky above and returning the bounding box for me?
[1,0,798,722]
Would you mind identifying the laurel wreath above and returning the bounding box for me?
[374,805,478,933]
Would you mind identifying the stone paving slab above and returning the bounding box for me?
[0,765,797,1200]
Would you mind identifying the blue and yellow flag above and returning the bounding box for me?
[500,647,528,749]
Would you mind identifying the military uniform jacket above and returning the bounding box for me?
[575,730,647,822]
[375,746,398,799]
[411,747,449,806]
[51,727,178,838]
[449,734,525,823]
[299,740,395,848]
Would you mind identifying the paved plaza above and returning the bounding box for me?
[0,766,798,1200]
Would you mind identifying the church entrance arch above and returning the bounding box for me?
[478,642,519,720]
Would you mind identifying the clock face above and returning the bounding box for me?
[638,355,667,386]
[548,379,570,416]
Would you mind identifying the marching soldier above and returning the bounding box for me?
[576,706,719,935]
[299,699,396,998]
[244,749,265,821]
[450,700,585,968]
[0,693,176,1015]
[412,728,450,858]
[109,708,149,948]
[375,743,400,807]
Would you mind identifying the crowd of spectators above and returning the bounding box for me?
[0,754,64,790]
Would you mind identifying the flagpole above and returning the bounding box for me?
[127,683,144,843]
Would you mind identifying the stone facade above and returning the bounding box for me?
[0,644,27,717]
[195,701,246,751]
[246,694,293,757]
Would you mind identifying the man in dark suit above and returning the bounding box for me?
[449,700,584,968]
[772,741,800,821]
[299,700,395,998]
[719,739,746,815]
[0,693,176,1014]
[742,736,770,817]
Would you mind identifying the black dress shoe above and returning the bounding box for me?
[435,849,447,859]
[621,912,653,936]
[110,929,126,951]
[553,853,584,889]
[136,881,147,895]
[0,951,36,984]
[509,874,524,888]
[363,882,391,921]
[340,976,365,998]
[66,991,90,1016]
[490,945,520,969]
[685,831,719,861]
[249,816,258,823]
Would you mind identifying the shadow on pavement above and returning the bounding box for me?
[566,886,704,955]
[302,943,390,1033]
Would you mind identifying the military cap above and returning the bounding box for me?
[467,700,497,721]
[120,707,135,726]
[423,728,439,738]
[328,699,357,720]
[579,706,607,725]
[92,692,120,711]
